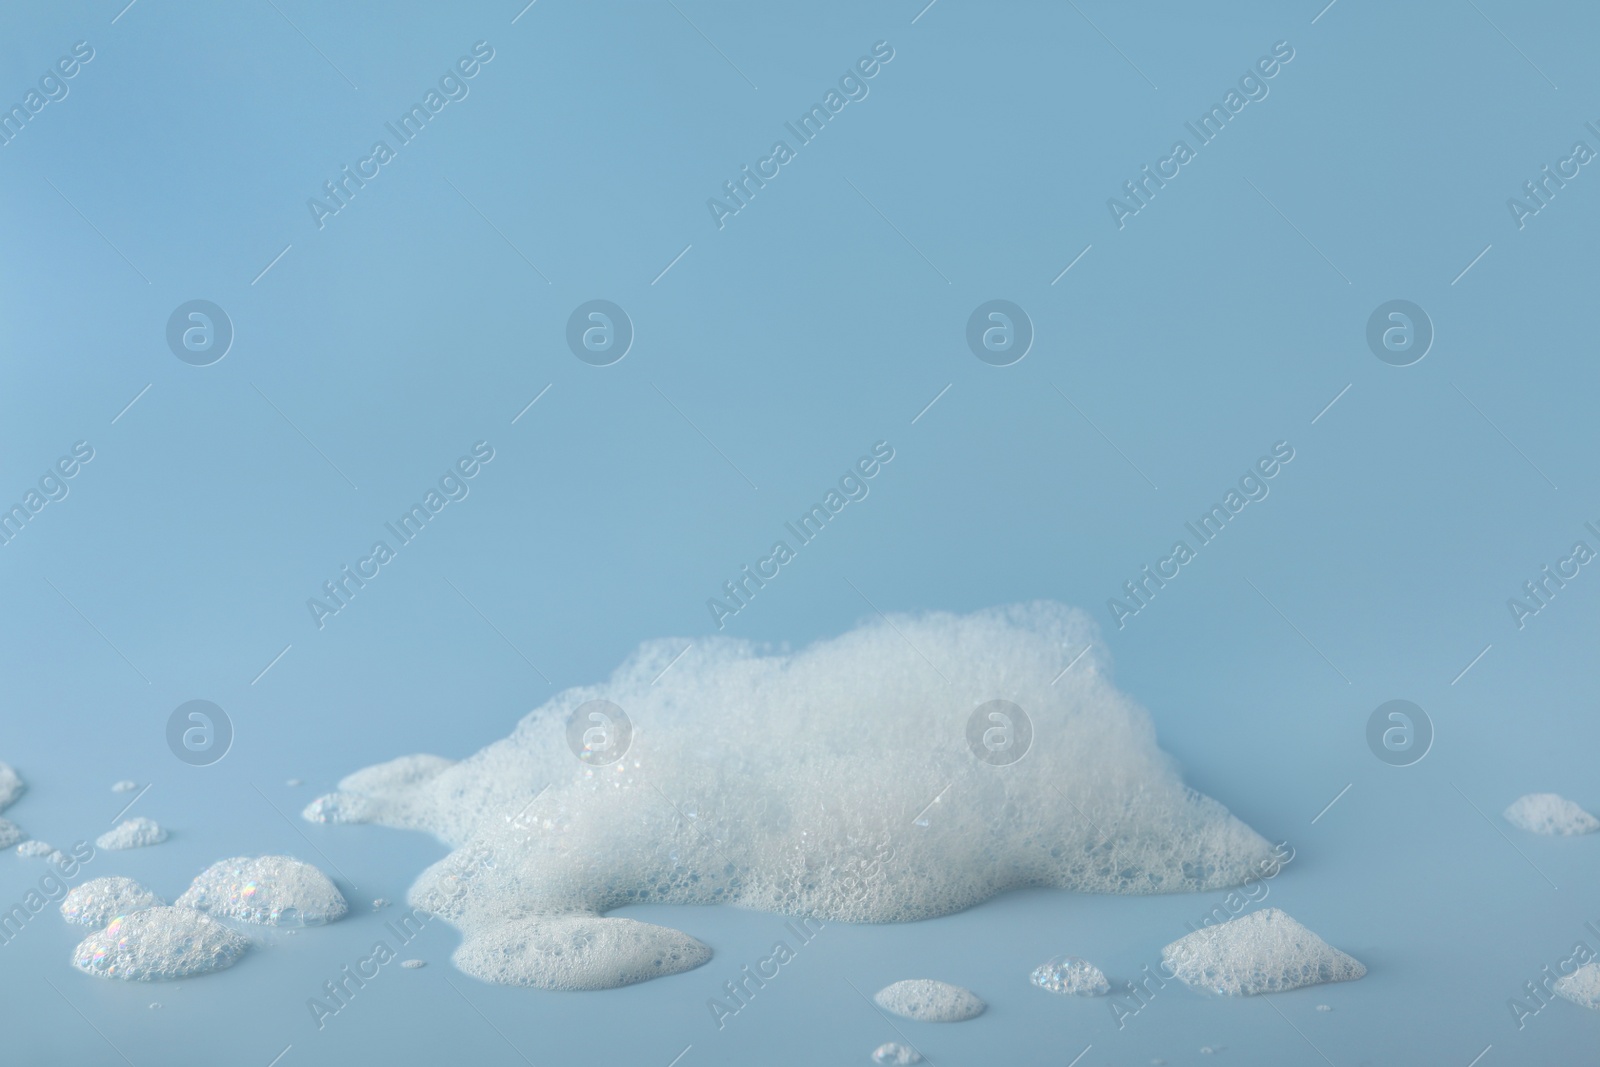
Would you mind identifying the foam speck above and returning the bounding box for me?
[17,840,52,858]
[1031,954,1110,995]
[311,605,1276,989]
[1503,794,1599,836]
[177,856,347,926]
[874,979,985,1022]
[111,780,138,793]
[872,1042,923,1065]
[97,817,169,850]
[72,907,248,980]
[0,818,24,849]
[61,877,165,926]
[1163,908,1365,996]
[401,958,426,969]
[0,762,22,811]
[1554,961,1600,1010]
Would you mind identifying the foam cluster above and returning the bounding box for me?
[0,762,23,810]
[874,979,985,1022]
[871,1042,923,1064]
[1162,908,1365,996]
[453,915,711,990]
[1504,794,1599,835]
[1555,962,1600,1010]
[71,907,247,980]
[61,877,165,926]
[307,603,1276,989]
[97,817,168,850]
[0,819,23,849]
[1031,955,1110,995]
[177,856,347,926]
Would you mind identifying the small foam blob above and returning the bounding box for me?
[1030,954,1110,995]
[1163,908,1366,996]
[873,980,985,1022]
[61,877,165,926]
[111,780,138,793]
[0,818,24,849]
[177,856,347,926]
[1315,1004,1331,1012]
[286,778,303,787]
[1554,962,1600,1011]
[97,817,169,850]
[72,907,248,980]
[312,605,1277,989]
[401,958,426,969]
[453,916,711,989]
[0,762,23,811]
[1503,794,1599,836]
[17,840,52,858]
[871,1043,923,1065]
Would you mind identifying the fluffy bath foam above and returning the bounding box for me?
[96,817,169,850]
[0,818,23,849]
[307,604,1277,990]
[1554,961,1600,1011]
[1504,794,1599,836]
[454,915,712,990]
[872,1042,923,1064]
[176,856,347,926]
[874,979,986,1022]
[61,877,166,926]
[1031,955,1111,995]
[1163,908,1366,996]
[0,762,22,811]
[72,907,248,980]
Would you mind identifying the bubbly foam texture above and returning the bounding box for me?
[72,907,247,980]
[1554,961,1600,1010]
[177,856,347,926]
[16,840,51,858]
[1503,793,1599,835]
[1163,908,1365,996]
[0,818,23,849]
[874,979,985,1022]
[1031,954,1111,995]
[111,780,138,793]
[872,1042,923,1065]
[97,817,168,850]
[309,604,1274,989]
[0,762,22,811]
[454,915,711,989]
[61,877,166,926]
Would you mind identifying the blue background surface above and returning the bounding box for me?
[2,1,1599,1064]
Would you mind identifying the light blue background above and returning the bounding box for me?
[2,1,1599,1064]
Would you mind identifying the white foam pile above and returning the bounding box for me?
[454,915,711,990]
[0,762,23,810]
[96,817,168,850]
[1554,961,1600,1010]
[0,819,23,849]
[71,907,248,980]
[871,1042,923,1065]
[61,877,165,926]
[874,979,986,1022]
[17,841,52,859]
[177,856,347,926]
[1031,954,1111,995]
[1504,794,1599,835]
[1162,908,1365,995]
[305,604,1276,990]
